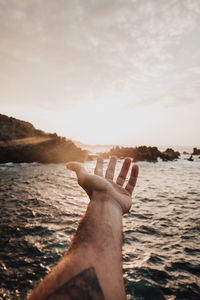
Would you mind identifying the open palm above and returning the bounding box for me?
[66,156,139,214]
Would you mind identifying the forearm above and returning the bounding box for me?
[27,192,126,300]
[68,191,123,253]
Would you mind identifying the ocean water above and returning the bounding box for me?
[0,157,200,300]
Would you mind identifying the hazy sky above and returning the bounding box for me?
[0,0,200,146]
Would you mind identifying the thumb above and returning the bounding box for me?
[66,162,87,184]
[66,162,93,198]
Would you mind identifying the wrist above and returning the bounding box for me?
[91,191,123,216]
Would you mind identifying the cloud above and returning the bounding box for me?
[0,0,200,110]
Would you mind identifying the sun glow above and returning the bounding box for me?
[62,99,124,144]
[59,97,157,145]
[3,98,200,147]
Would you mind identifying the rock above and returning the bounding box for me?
[99,146,180,163]
[161,148,180,161]
[132,146,161,162]
[0,114,88,163]
[0,114,47,140]
[192,148,200,155]
[187,155,194,161]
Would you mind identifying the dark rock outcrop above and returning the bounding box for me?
[0,114,88,163]
[0,114,48,140]
[161,148,180,161]
[99,146,180,162]
[187,155,194,161]
[192,148,200,155]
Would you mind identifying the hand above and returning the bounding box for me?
[66,156,139,214]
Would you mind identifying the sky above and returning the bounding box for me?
[0,0,200,146]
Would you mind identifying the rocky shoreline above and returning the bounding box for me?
[0,114,88,163]
[0,136,88,163]
[97,146,180,163]
[1,114,199,163]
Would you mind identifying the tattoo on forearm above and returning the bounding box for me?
[46,266,105,300]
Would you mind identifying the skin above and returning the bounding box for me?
[26,156,139,300]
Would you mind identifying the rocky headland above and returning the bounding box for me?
[0,114,88,163]
[98,145,180,162]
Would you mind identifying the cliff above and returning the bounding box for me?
[0,114,88,163]
[0,114,47,140]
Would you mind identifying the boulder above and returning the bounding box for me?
[161,148,180,161]
[192,148,200,155]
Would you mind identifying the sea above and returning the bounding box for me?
[0,154,200,299]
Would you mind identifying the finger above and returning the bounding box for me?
[94,157,104,176]
[116,157,132,186]
[66,162,87,185]
[125,164,139,195]
[105,156,117,180]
